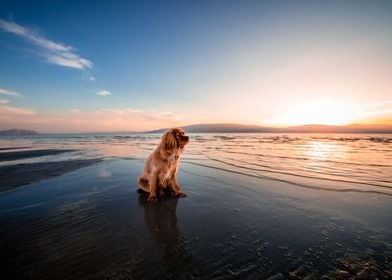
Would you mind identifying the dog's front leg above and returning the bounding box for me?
[147,172,159,203]
[170,170,187,197]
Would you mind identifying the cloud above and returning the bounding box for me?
[95,89,111,96]
[53,105,181,131]
[360,100,392,109]
[0,105,226,133]
[0,94,35,123]
[88,76,96,81]
[0,88,21,96]
[46,52,92,69]
[68,108,81,113]
[352,101,392,125]
[100,108,142,114]
[0,99,10,104]
[0,19,93,70]
[358,100,392,118]
[126,108,142,113]
[0,104,35,116]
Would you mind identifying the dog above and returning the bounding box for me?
[138,128,189,203]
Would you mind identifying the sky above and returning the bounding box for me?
[0,0,391,132]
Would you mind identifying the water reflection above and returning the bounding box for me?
[138,193,194,278]
[305,140,347,161]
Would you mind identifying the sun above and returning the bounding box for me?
[268,99,357,126]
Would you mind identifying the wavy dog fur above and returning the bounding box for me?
[138,128,189,202]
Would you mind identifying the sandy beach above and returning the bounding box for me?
[0,140,391,279]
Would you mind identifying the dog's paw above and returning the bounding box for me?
[176,192,187,198]
[147,196,158,203]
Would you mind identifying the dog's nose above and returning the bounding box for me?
[184,136,189,141]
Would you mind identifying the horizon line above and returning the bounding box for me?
[1,122,392,134]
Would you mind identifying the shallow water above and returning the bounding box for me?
[0,133,391,279]
[1,133,391,194]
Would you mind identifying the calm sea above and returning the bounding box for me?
[1,133,391,195]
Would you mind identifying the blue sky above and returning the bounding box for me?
[1,0,392,132]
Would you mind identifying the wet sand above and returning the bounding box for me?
[0,158,391,279]
[0,147,102,192]
[0,158,102,192]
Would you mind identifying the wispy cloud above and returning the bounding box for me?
[0,104,35,116]
[0,94,35,122]
[0,99,10,104]
[0,19,93,70]
[68,108,81,113]
[0,106,187,132]
[95,89,111,96]
[0,88,21,97]
[360,100,392,109]
[359,100,392,117]
[0,104,262,132]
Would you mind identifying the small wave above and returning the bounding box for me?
[308,135,392,143]
[367,137,392,143]
[182,161,392,197]
[202,155,391,189]
[113,135,133,139]
[213,135,236,140]
[222,156,390,185]
[206,149,392,168]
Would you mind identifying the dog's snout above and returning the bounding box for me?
[184,136,189,141]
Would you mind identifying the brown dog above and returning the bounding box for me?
[138,128,189,202]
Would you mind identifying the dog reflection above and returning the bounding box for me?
[138,192,193,277]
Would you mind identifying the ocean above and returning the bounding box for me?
[1,133,391,195]
[0,133,391,279]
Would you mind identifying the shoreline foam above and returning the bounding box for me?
[0,148,76,162]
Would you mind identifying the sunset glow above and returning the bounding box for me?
[268,100,357,126]
[0,1,392,132]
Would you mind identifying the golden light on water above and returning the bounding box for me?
[305,140,347,161]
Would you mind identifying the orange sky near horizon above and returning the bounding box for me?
[1,99,391,133]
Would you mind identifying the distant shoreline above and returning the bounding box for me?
[2,123,392,134]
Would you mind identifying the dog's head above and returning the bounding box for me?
[161,128,189,152]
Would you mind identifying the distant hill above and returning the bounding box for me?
[146,123,279,133]
[0,129,38,136]
[145,123,392,133]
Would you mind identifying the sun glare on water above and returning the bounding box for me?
[269,99,357,126]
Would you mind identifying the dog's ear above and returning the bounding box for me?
[161,129,177,152]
